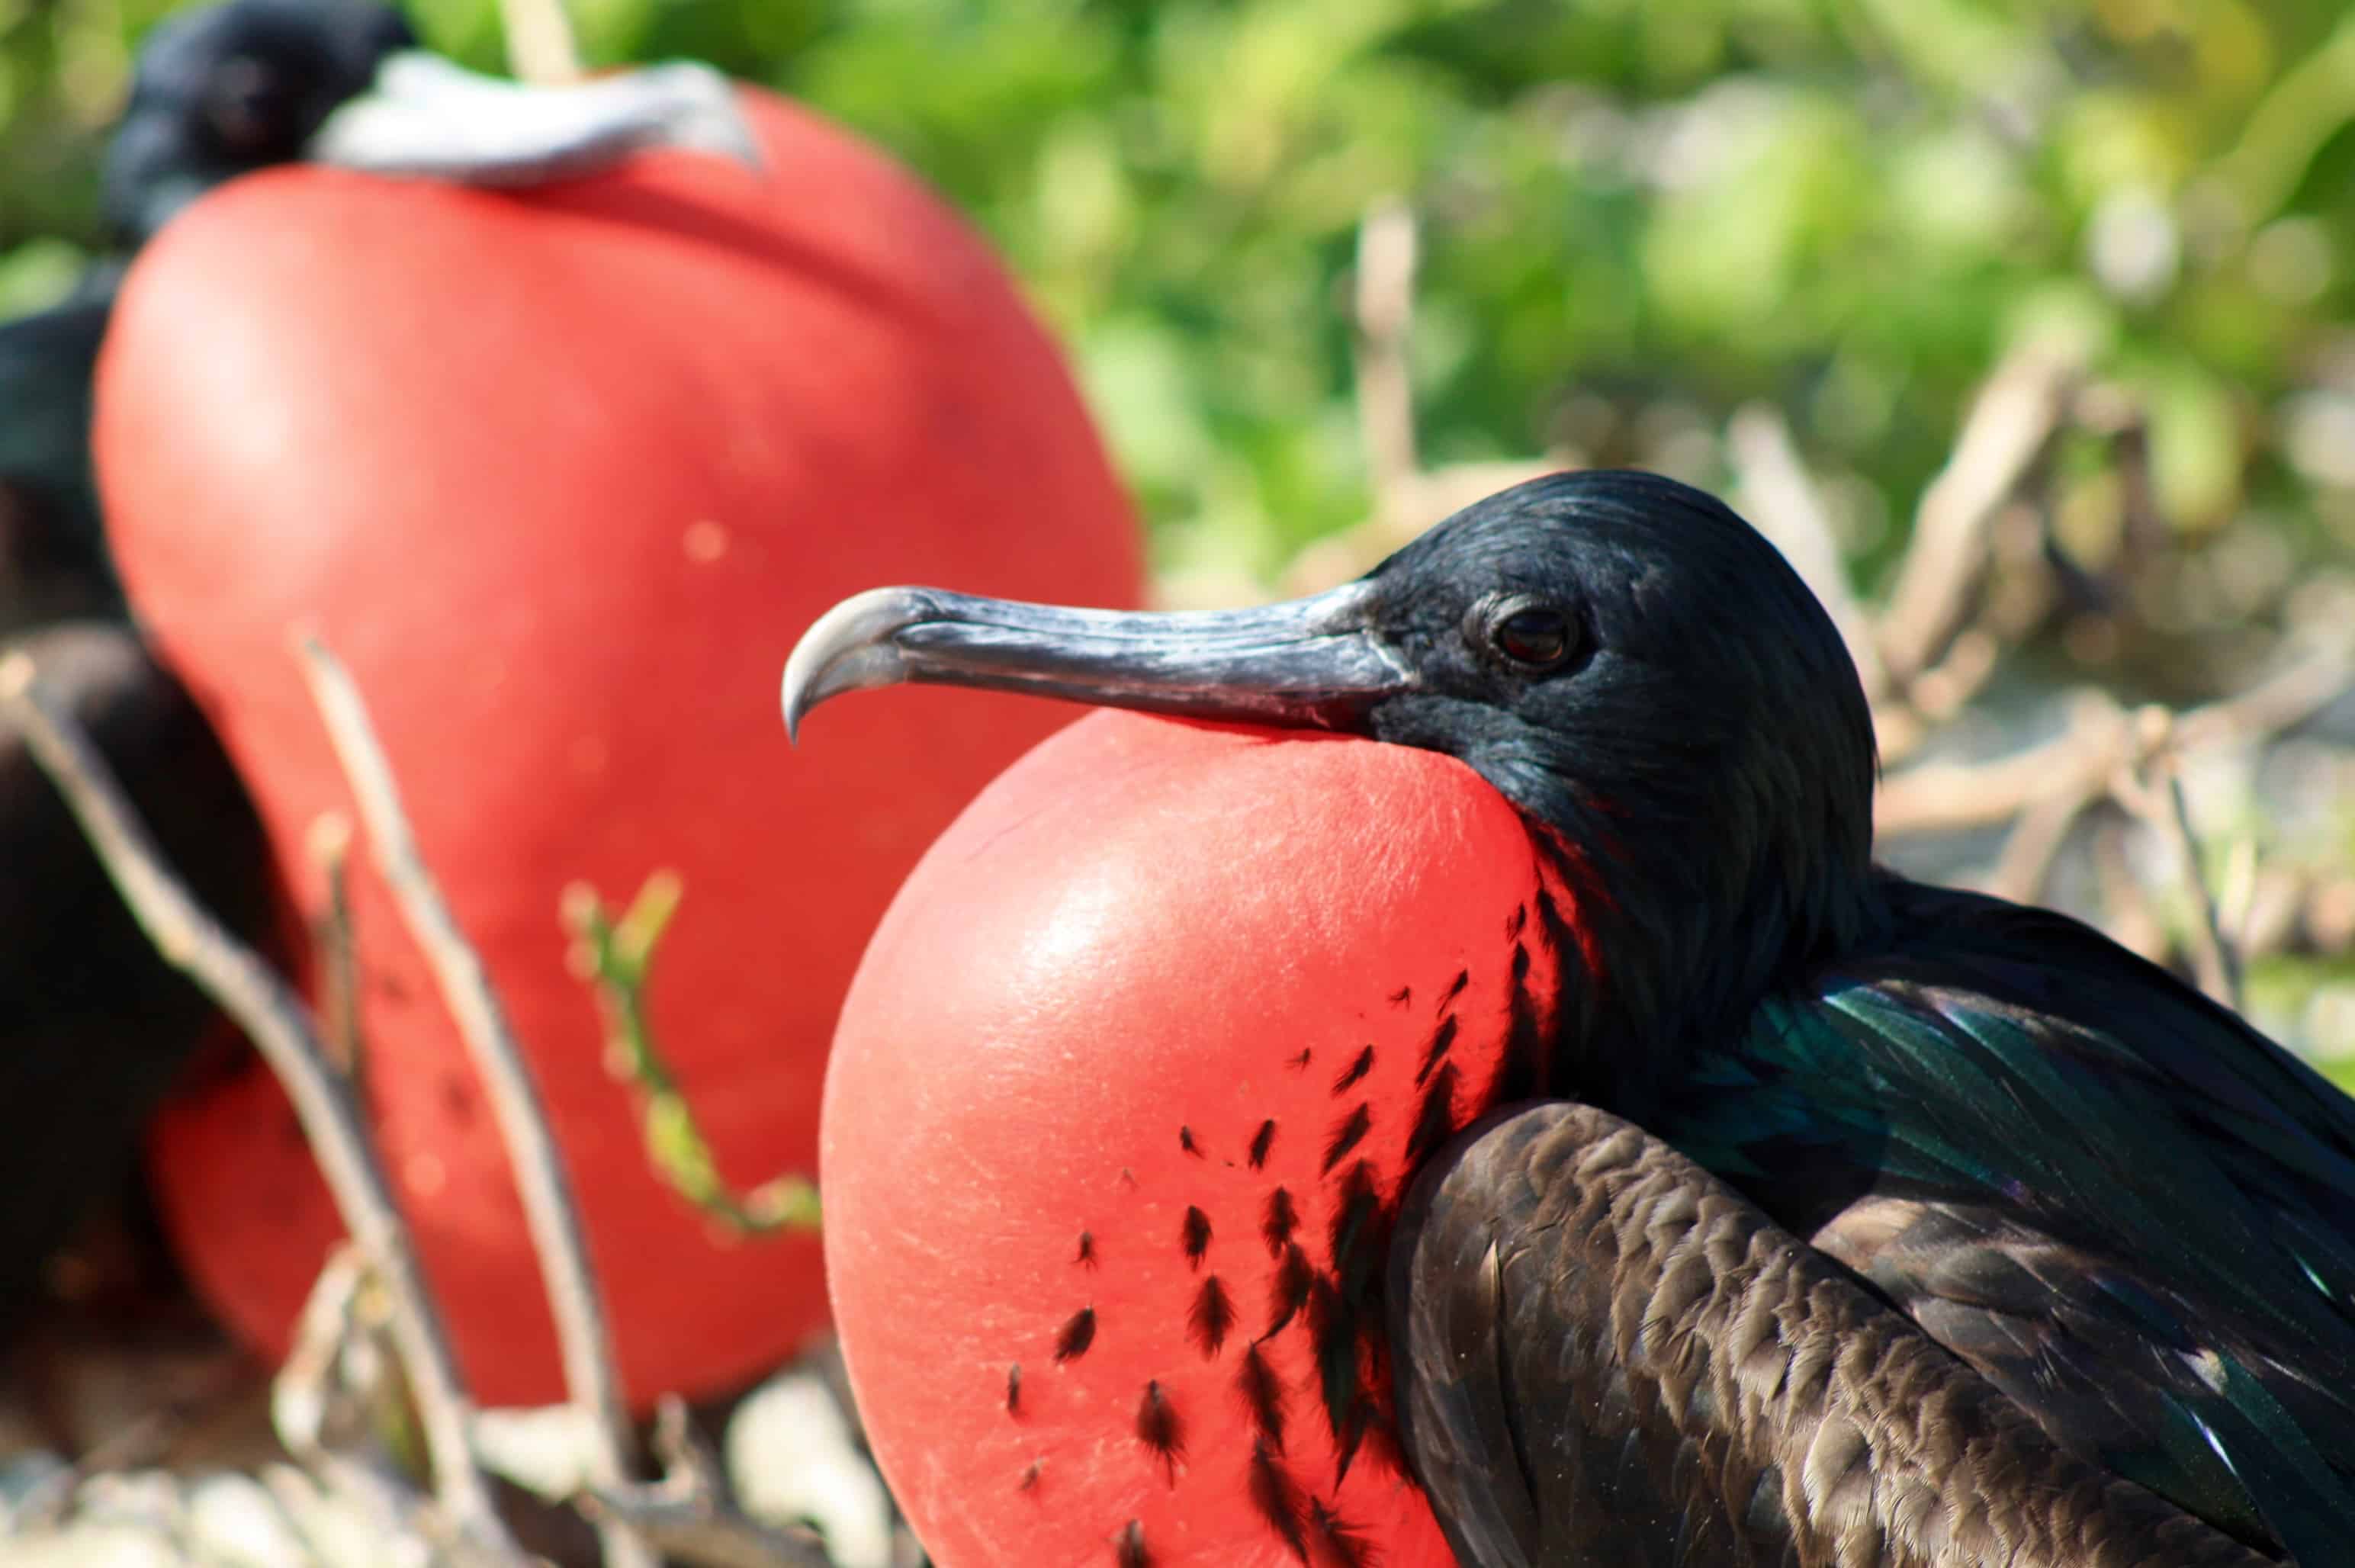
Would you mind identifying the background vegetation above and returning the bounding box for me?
[5,0,2354,1062]
[6,0,2354,580]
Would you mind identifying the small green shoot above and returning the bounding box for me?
[562,872,820,1235]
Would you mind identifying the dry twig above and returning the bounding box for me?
[1878,629,2355,840]
[308,812,363,1075]
[2112,708,2244,1011]
[0,651,512,1557]
[499,0,583,85]
[1877,339,2080,686]
[296,635,653,1568]
[1983,766,2110,906]
[1353,198,1421,530]
[268,1246,460,1557]
[1877,691,2134,840]
[1280,204,1562,595]
[578,1397,835,1568]
[273,1244,381,1468]
[1728,403,1886,703]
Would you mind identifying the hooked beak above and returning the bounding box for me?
[781,580,1413,743]
[306,52,763,184]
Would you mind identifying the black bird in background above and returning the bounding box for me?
[3,0,415,631]
[786,470,2355,1564]
[0,0,762,1324]
[4,0,762,631]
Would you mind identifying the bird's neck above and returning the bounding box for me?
[1530,808,1880,1123]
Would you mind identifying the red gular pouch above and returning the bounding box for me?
[97,85,1143,1409]
[824,712,1582,1568]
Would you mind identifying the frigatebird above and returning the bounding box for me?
[0,0,761,1321]
[4,0,763,631]
[783,470,2353,1565]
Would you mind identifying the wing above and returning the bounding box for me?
[1660,879,2355,1564]
[1387,1100,2272,1567]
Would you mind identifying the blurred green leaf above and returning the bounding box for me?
[4,0,2352,592]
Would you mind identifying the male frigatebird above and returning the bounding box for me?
[4,0,761,630]
[783,470,2352,1565]
[0,0,760,1322]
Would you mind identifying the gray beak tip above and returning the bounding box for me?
[780,586,939,742]
[628,60,766,175]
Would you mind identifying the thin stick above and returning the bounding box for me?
[1979,776,2100,906]
[1727,403,1886,702]
[578,1398,836,1568]
[1877,692,2131,837]
[0,653,512,1555]
[2092,814,2170,962]
[2173,628,2355,754]
[1352,199,1421,530]
[295,636,651,1568]
[499,0,583,85]
[2113,708,2243,1011]
[273,1242,376,1466]
[1875,631,2355,839]
[2159,765,2241,1010]
[308,812,363,1075]
[1878,341,2078,684]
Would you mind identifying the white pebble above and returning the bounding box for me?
[725,1372,893,1568]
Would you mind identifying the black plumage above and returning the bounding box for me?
[104,0,416,249]
[1247,1117,1277,1169]
[0,625,269,1319]
[1185,1274,1234,1358]
[1133,1379,1185,1483]
[0,0,411,1327]
[780,468,2355,1561]
[1053,1306,1097,1364]
[1392,1100,2273,1566]
[2,0,416,633]
[3,0,751,1325]
[1179,1204,1212,1268]
[0,284,117,636]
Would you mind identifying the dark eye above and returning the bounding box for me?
[1489,602,1576,669]
[209,57,292,149]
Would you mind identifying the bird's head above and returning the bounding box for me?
[787,469,1878,1098]
[104,0,763,253]
[105,0,414,245]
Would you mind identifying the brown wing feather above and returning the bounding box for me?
[1388,1102,2279,1567]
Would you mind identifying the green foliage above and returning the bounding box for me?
[6,0,2355,585]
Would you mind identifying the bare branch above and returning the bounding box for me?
[2091,814,2171,962]
[1353,198,1420,528]
[1876,691,2132,837]
[1280,456,1563,596]
[2112,708,2243,1011]
[1878,341,2080,684]
[294,636,651,1568]
[0,651,511,1556]
[1980,774,2105,906]
[307,813,363,1076]
[2174,628,2355,754]
[499,0,583,85]
[272,1244,378,1467]
[1728,403,1886,703]
[578,1398,836,1568]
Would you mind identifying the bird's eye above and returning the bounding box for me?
[1486,602,1576,670]
[208,58,291,149]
